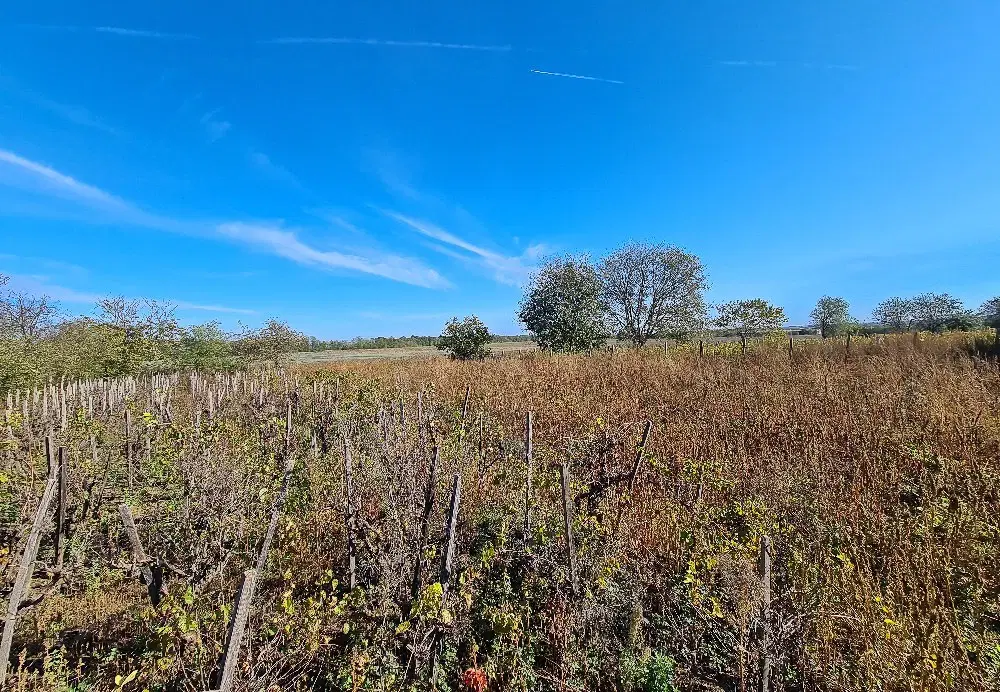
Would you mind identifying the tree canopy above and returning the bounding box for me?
[714,299,787,338]
[598,242,708,346]
[517,255,607,352]
[437,315,492,361]
[809,296,853,338]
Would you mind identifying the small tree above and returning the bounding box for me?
[809,296,852,338]
[980,297,1000,329]
[437,315,491,361]
[909,293,968,333]
[233,319,308,365]
[714,299,787,338]
[872,297,914,332]
[518,255,607,352]
[0,277,61,342]
[598,242,708,346]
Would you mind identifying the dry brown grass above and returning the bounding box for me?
[2,332,998,691]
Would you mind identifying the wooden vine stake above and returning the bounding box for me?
[758,535,772,692]
[523,411,533,539]
[440,473,461,599]
[54,446,68,571]
[628,421,653,490]
[342,435,357,590]
[0,459,59,684]
[215,569,259,692]
[124,409,133,491]
[411,446,439,605]
[560,462,578,597]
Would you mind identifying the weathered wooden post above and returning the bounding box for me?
[560,462,578,596]
[411,446,439,604]
[628,421,653,490]
[215,569,259,692]
[460,384,471,434]
[699,339,704,357]
[788,334,793,360]
[440,473,461,598]
[0,464,59,684]
[342,435,357,590]
[524,411,533,538]
[758,536,772,692]
[124,409,133,491]
[54,447,68,570]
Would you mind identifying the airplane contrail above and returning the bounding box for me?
[530,69,623,85]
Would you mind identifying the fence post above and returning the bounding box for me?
[342,435,357,590]
[0,465,59,684]
[758,536,772,692]
[216,569,259,692]
[524,412,533,539]
[560,462,578,596]
[440,473,461,598]
[628,421,653,490]
[54,447,68,571]
[788,334,793,360]
[411,446,439,605]
[124,409,133,491]
[699,339,704,357]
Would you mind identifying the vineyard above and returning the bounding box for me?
[1,333,998,691]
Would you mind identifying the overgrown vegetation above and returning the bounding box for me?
[437,315,492,361]
[1,332,998,691]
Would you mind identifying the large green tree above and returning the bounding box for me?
[872,297,914,332]
[809,296,852,338]
[910,293,969,333]
[714,299,787,338]
[598,242,708,346]
[518,255,607,352]
[980,297,1000,329]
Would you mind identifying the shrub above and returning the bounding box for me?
[437,315,492,360]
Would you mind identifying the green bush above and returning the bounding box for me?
[437,315,492,361]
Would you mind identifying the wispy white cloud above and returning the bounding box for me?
[200,108,231,141]
[247,149,300,188]
[530,69,624,85]
[218,222,449,289]
[0,77,120,135]
[0,149,132,210]
[0,253,89,277]
[0,148,447,289]
[0,148,185,231]
[4,275,255,314]
[261,37,511,51]
[386,211,542,286]
[22,24,197,40]
[94,26,198,39]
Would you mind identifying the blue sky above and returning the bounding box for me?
[1,1,998,338]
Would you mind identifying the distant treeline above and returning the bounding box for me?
[301,334,534,351]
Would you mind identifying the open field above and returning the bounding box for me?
[292,334,822,364]
[292,341,538,363]
[1,332,998,691]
